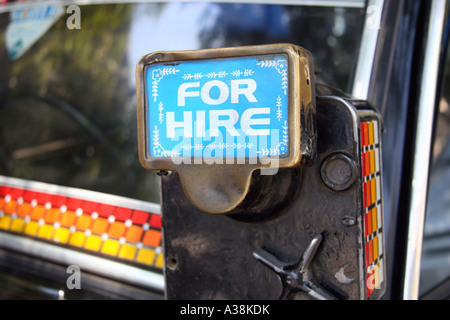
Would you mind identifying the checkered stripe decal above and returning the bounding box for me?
[360,120,385,299]
[0,181,163,271]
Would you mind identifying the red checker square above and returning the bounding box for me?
[114,207,132,221]
[82,200,99,214]
[97,204,116,218]
[34,192,52,205]
[363,122,369,147]
[9,188,24,199]
[149,214,161,229]
[66,198,84,211]
[0,186,10,197]
[360,123,366,147]
[23,190,37,202]
[50,195,67,208]
[131,210,149,225]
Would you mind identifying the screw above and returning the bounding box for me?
[320,154,357,191]
[342,217,356,227]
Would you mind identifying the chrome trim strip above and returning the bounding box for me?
[0,232,165,292]
[0,175,160,214]
[352,0,385,100]
[403,0,447,300]
[0,0,366,14]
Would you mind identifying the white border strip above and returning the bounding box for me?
[352,0,384,100]
[0,175,160,214]
[0,0,366,14]
[403,0,447,300]
[0,232,165,292]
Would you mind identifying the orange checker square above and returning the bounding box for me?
[91,217,109,235]
[125,225,143,243]
[3,200,17,214]
[59,210,77,227]
[364,151,370,177]
[17,202,32,218]
[44,208,61,224]
[75,214,92,231]
[142,229,162,248]
[0,197,4,210]
[108,221,126,239]
[30,205,46,221]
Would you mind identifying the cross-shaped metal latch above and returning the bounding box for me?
[253,234,337,300]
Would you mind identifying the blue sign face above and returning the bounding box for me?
[146,54,289,160]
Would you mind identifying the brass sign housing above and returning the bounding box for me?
[136,44,316,214]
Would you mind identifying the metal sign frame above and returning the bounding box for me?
[136,44,316,214]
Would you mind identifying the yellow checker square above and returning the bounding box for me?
[101,239,120,256]
[370,150,375,175]
[371,179,377,205]
[53,228,71,244]
[154,253,164,269]
[69,231,86,247]
[373,235,379,259]
[372,207,378,232]
[369,121,375,145]
[136,247,156,266]
[10,218,25,232]
[0,216,11,230]
[84,235,103,251]
[37,223,54,240]
[118,243,137,261]
[24,220,39,236]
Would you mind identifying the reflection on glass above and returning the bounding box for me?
[0,2,364,204]
[420,46,450,295]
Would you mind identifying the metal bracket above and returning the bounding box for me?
[253,234,337,300]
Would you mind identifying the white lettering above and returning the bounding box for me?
[177,79,258,106]
[167,111,192,138]
[241,108,270,136]
[201,80,229,105]
[231,79,257,103]
[178,82,200,106]
[210,109,239,137]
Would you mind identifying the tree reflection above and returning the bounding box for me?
[0,3,364,204]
